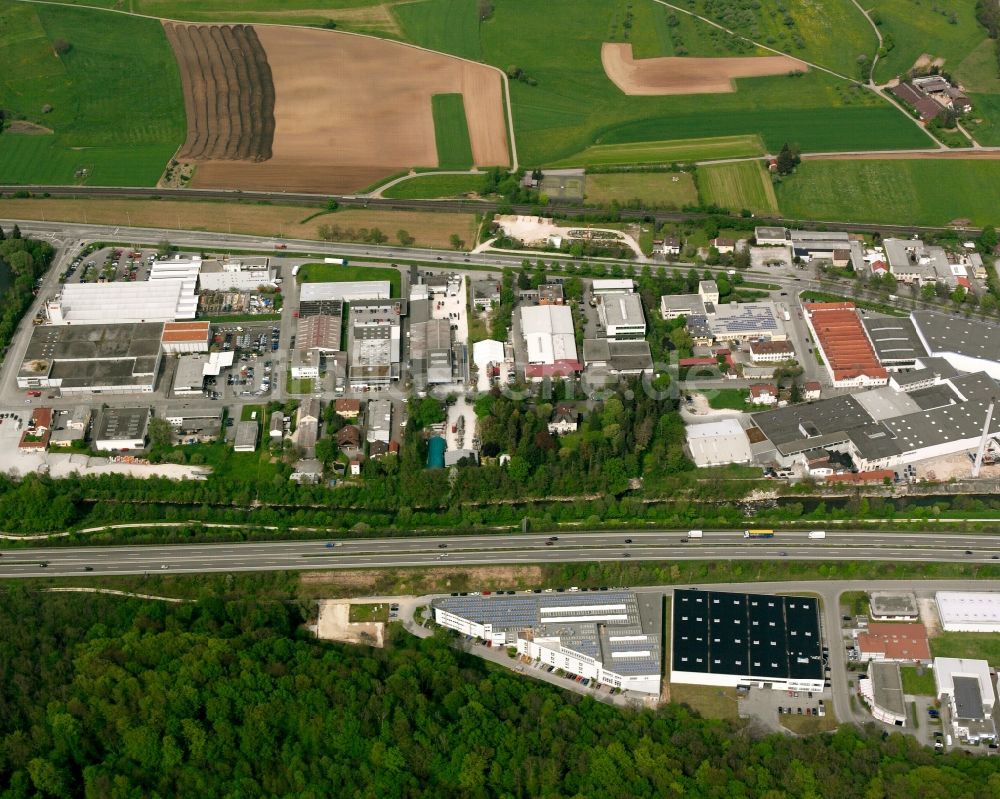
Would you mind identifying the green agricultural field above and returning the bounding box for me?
[297,262,401,296]
[697,160,778,214]
[396,0,931,165]
[55,0,407,34]
[553,135,764,168]
[776,159,1000,226]
[870,0,988,84]
[382,172,487,199]
[395,0,481,60]
[0,2,185,186]
[431,94,474,169]
[688,0,877,76]
[584,172,698,207]
[629,0,761,59]
[954,38,1000,94]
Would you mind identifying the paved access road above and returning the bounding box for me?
[2,528,1000,579]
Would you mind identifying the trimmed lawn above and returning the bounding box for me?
[584,172,698,207]
[930,632,1000,666]
[382,173,487,199]
[0,3,185,185]
[669,684,739,720]
[296,262,401,295]
[349,603,390,623]
[870,0,988,84]
[286,372,315,395]
[776,160,1000,227]
[431,93,474,169]
[554,135,765,168]
[780,711,838,734]
[701,389,751,412]
[696,160,778,215]
[900,666,936,697]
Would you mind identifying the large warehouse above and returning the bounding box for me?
[671,588,824,691]
[519,304,581,380]
[18,322,164,395]
[804,302,887,388]
[935,592,1000,633]
[910,311,1000,381]
[433,591,663,694]
[299,281,391,303]
[685,419,752,466]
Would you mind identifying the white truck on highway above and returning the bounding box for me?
[808,530,826,539]
[688,530,703,539]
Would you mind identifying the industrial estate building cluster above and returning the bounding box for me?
[435,586,1000,749]
[681,226,1000,482]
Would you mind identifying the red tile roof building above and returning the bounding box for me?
[856,623,931,662]
[804,302,888,387]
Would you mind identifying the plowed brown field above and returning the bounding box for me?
[186,26,509,194]
[601,43,807,96]
[164,22,275,161]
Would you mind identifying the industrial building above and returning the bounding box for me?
[934,657,997,744]
[748,368,1000,471]
[804,302,887,387]
[854,623,930,663]
[93,407,151,451]
[160,321,211,354]
[410,319,454,385]
[18,322,164,395]
[45,258,199,323]
[290,398,320,455]
[859,661,907,726]
[754,226,788,246]
[581,339,653,379]
[869,592,919,622]
[748,339,795,363]
[299,281,392,304]
[366,398,392,444]
[911,311,1000,381]
[519,305,581,380]
[936,592,1000,633]
[859,315,926,371]
[591,278,634,294]
[472,279,501,310]
[233,421,259,453]
[685,419,752,467]
[198,257,275,292]
[171,354,211,396]
[883,238,956,287]
[595,292,646,340]
[166,412,223,445]
[347,299,404,389]
[292,313,342,380]
[660,284,786,345]
[432,591,662,694]
[671,588,824,691]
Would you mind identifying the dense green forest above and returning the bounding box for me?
[0,588,998,798]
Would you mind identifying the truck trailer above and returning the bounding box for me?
[744,529,774,539]
[808,530,826,539]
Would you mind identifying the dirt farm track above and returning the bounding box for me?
[163,24,510,193]
[601,43,808,96]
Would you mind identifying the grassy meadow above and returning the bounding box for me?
[0,2,185,185]
[297,262,402,295]
[552,135,765,168]
[584,171,698,207]
[869,0,987,83]
[382,173,487,198]
[431,93,474,169]
[697,161,779,214]
[395,0,481,59]
[775,159,1000,226]
[688,0,877,76]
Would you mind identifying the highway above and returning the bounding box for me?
[2,529,1000,578]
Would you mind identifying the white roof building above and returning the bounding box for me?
[936,591,1000,632]
[934,657,997,743]
[300,281,391,303]
[198,257,276,292]
[519,305,579,379]
[685,419,752,466]
[591,278,634,294]
[46,278,198,324]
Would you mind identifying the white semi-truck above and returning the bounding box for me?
[688,530,703,539]
[808,530,826,539]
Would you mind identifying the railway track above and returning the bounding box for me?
[0,184,979,237]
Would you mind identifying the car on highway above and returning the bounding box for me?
[160,564,169,569]
[437,543,448,548]
[624,538,633,544]
[966,550,973,555]
[779,551,787,556]
[545,541,554,546]
[548,536,559,541]
[83,566,93,572]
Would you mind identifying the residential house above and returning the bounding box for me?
[749,383,779,406]
[547,403,579,435]
[803,381,822,401]
[337,425,362,456]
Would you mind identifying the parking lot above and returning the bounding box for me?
[62,245,162,285]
